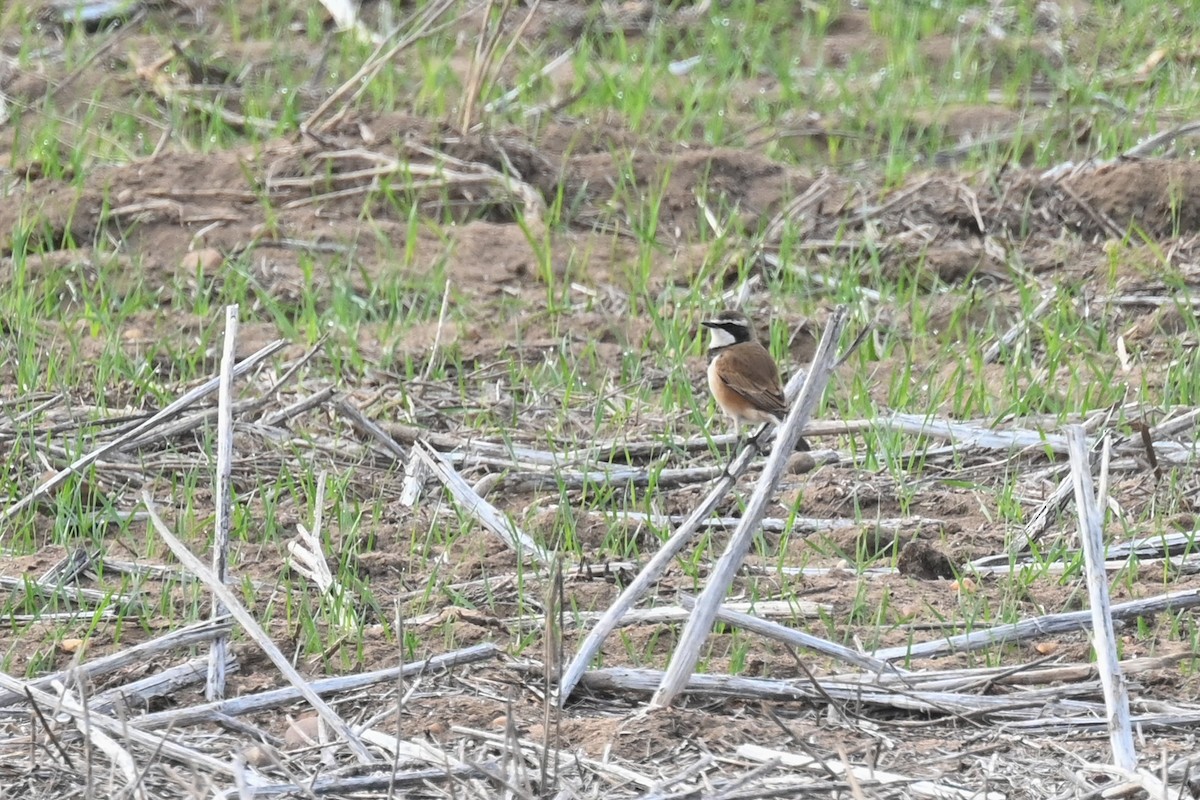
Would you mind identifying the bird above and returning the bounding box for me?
[701,309,789,449]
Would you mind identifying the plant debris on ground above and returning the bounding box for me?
[4,0,1200,798]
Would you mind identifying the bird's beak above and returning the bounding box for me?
[700,320,717,329]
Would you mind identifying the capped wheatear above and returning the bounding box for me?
[702,309,789,448]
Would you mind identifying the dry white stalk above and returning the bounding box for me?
[448,725,657,789]
[476,451,840,494]
[970,530,1200,574]
[420,278,453,382]
[130,643,497,730]
[399,447,429,507]
[415,441,550,565]
[216,763,490,798]
[652,306,849,707]
[577,666,1124,722]
[983,286,1056,363]
[66,701,145,800]
[355,726,465,770]
[761,251,885,302]
[314,0,382,44]
[0,670,254,781]
[484,46,575,113]
[208,305,238,702]
[567,507,939,535]
[142,492,376,765]
[303,0,458,133]
[0,575,138,609]
[0,617,233,708]
[1067,426,1137,773]
[88,654,233,716]
[285,472,357,630]
[738,743,1005,800]
[556,422,763,703]
[0,338,285,525]
[872,588,1200,662]
[271,147,545,219]
[879,412,1197,464]
[591,599,828,626]
[676,594,905,676]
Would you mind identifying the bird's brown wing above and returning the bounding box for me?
[719,343,788,418]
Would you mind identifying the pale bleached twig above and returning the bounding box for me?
[1121,118,1200,159]
[286,471,357,629]
[677,594,904,676]
[761,251,884,303]
[132,643,498,730]
[1067,426,1137,772]
[876,413,1200,464]
[555,429,765,703]
[0,338,285,525]
[484,44,573,114]
[450,724,656,790]
[89,654,234,716]
[652,306,850,707]
[214,764,493,799]
[523,598,830,630]
[420,278,452,383]
[575,666,1112,720]
[314,0,383,45]
[0,617,232,708]
[260,385,336,428]
[1097,433,1113,521]
[386,422,567,467]
[871,587,1200,662]
[738,744,1004,800]
[302,0,457,133]
[1005,466,1073,554]
[982,286,1056,364]
[0,575,139,611]
[1068,762,1170,800]
[0,670,253,780]
[564,507,941,537]
[333,396,407,460]
[414,440,550,566]
[208,305,238,702]
[62,678,145,800]
[141,491,376,765]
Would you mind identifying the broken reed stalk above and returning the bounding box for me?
[676,594,903,676]
[131,643,498,730]
[141,492,376,765]
[651,306,849,707]
[556,427,759,703]
[334,396,408,460]
[303,0,457,133]
[459,0,511,134]
[414,440,550,565]
[871,588,1200,661]
[0,338,286,527]
[0,670,248,780]
[1066,425,1137,772]
[208,305,238,702]
[0,616,232,708]
[556,308,846,704]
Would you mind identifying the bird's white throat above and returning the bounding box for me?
[707,326,738,350]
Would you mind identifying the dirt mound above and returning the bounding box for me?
[0,115,812,283]
[1065,159,1200,239]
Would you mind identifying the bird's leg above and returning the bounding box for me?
[719,421,742,480]
[747,422,773,452]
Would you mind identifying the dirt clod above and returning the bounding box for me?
[897,538,956,580]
